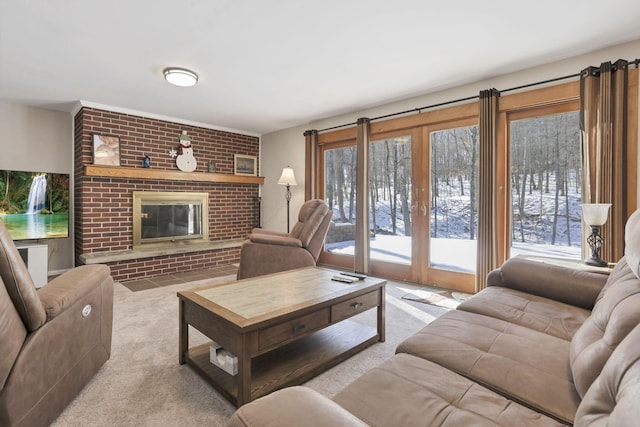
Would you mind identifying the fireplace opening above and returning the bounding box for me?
[133,191,209,248]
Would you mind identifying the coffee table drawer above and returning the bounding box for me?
[259,308,330,350]
[331,290,379,322]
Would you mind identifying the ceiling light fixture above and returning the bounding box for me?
[163,67,198,87]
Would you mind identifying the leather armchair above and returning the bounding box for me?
[237,199,332,279]
[0,220,114,427]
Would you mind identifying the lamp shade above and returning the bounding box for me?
[278,167,297,186]
[581,203,611,226]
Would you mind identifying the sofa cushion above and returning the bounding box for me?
[574,323,640,426]
[622,208,640,281]
[333,353,565,427]
[290,199,322,238]
[0,277,27,390]
[0,221,45,331]
[304,210,332,262]
[396,309,579,424]
[457,286,591,340]
[486,257,606,310]
[290,199,329,248]
[569,256,640,398]
[229,387,368,427]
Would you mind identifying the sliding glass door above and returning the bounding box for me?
[401,118,478,292]
[319,120,478,291]
[321,134,415,279]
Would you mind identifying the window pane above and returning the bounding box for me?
[324,145,357,255]
[430,125,479,273]
[509,111,582,259]
[323,137,412,264]
[369,136,412,264]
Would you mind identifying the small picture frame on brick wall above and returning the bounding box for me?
[92,134,121,166]
[234,154,257,176]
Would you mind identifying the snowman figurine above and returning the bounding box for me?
[176,131,197,172]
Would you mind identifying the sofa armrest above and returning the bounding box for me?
[486,257,608,310]
[249,228,289,237]
[37,264,112,320]
[248,233,302,248]
[228,387,368,427]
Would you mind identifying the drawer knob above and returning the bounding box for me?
[351,302,363,309]
[292,324,306,333]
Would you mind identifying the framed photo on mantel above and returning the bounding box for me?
[92,134,121,166]
[234,154,257,176]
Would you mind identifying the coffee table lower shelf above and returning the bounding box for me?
[184,319,378,406]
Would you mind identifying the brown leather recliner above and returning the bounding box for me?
[237,199,332,279]
[0,220,114,427]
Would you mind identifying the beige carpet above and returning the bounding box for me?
[52,276,446,427]
[401,288,472,310]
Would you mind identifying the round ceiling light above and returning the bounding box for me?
[163,67,198,87]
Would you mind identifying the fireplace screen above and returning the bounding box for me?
[133,191,209,248]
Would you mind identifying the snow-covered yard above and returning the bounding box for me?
[326,156,584,273]
[326,235,582,273]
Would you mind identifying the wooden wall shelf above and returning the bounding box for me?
[84,165,265,185]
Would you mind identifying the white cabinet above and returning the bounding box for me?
[15,243,48,288]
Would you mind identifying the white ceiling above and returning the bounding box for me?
[1,1,640,135]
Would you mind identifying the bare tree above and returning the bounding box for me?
[399,143,412,236]
[348,147,356,222]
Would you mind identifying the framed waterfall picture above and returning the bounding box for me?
[234,154,257,176]
[92,134,121,166]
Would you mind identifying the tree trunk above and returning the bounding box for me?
[348,148,356,221]
[469,127,478,240]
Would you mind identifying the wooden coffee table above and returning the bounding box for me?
[177,267,386,406]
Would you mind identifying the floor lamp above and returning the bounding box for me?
[278,167,297,233]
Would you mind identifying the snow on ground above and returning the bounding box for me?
[327,171,584,273]
[326,235,581,273]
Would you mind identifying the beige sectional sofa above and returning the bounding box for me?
[228,208,640,426]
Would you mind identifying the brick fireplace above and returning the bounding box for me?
[74,106,261,282]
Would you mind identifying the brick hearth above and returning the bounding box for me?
[74,107,260,282]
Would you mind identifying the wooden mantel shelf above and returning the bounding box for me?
[84,165,265,184]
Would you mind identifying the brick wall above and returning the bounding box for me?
[74,107,260,282]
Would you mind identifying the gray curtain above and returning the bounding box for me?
[355,118,370,274]
[304,129,319,201]
[476,89,500,291]
[580,60,628,262]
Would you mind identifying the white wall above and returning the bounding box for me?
[259,125,308,232]
[260,39,640,231]
[0,102,74,272]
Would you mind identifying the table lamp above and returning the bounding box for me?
[581,203,611,267]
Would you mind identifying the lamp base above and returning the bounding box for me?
[584,257,608,267]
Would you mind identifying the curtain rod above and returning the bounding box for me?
[317,94,479,133]
[371,95,479,121]
[499,72,580,94]
[316,58,640,134]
